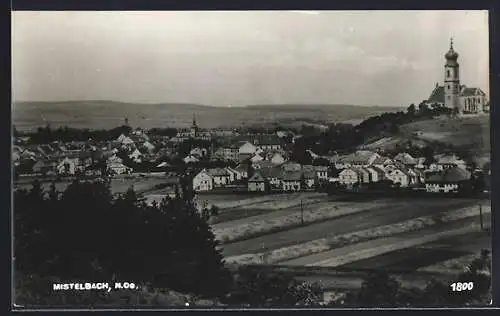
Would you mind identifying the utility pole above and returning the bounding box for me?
[479,203,484,231]
[300,199,304,225]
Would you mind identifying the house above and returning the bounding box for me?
[393,153,417,166]
[238,141,258,161]
[385,167,411,188]
[253,135,282,151]
[108,162,132,175]
[225,167,238,183]
[302,171,317,190]
[129,149,143,163]
[183,155,200,164]
[282,171,302,192]
[338,168,363,185]
[314,166,329,180]
[193,169,214,192]
[248,172,267,192]
[365,166,386,183]
[357,168,372,185]
[117,134,135,146]
[57,157,80,175]
[425,167,472,193]
[234,164,249,179]
[207,168,231,187]
[260,167,283,191]
[345,150,380,167]
[221,144,240,161]
[432,154,466,171]
[371,156,394,169]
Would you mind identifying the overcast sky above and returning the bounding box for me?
[12,10,489,107]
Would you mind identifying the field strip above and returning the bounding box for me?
[224,205,491,264]
[214,199,397,243]
[306,225,480,267]
[211,193,323,210]
[416,253,480,274]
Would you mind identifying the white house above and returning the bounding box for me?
[57,157,80,175]
[129,149,143,163]
[207,168,231,187]
[282,171,302,192]
[314,166,329,180]
[338,168,363,185]
[117,134,134,146]
[108,162,132,175]
[385,168,411,187]
[193,169,214,192]
[239,141,258,156]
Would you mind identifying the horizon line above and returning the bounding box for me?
[12,100,405,108]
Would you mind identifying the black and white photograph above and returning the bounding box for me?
[12,10,492,309]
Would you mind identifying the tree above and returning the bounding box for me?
[407,104,416,116]
[14,176,231,300]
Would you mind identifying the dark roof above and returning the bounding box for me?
[426,167,471,183]
[428,85,445,103]
[259,167,283,179]
[460,87,486,97]
[302,171,316,179]
[282,171,302,181]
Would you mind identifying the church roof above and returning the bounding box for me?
[460,87,486,97]
[428,85,445,103]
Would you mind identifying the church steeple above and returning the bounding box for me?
[192,113,197,127]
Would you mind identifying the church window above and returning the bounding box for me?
[447,70,450,77]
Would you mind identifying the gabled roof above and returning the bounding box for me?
[248,172,266,182]
[428,85,445,103]
[282,171,302,181]
[460,86,486,97]
[394,153,416,165]
[207,168,230,177]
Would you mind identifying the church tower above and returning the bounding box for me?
[190,113,198,138]
[444,38,461,113]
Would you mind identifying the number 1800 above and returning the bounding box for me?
[450,282,474,292]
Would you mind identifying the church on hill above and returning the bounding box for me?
[425,38,489,115]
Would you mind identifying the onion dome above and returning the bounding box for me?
[445,38,459,60]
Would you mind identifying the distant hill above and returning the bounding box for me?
[12,101,400,131]
[361,115,490,157]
